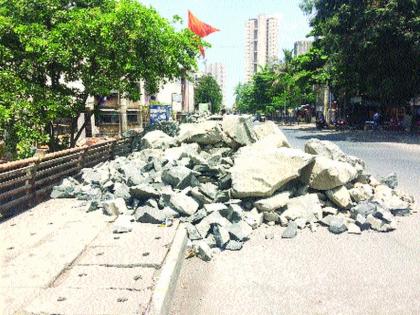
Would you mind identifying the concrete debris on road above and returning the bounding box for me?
[51,114,416,261]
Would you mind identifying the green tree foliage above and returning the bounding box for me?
[235,48,327,114]
[301,0,420,107]
[0,0,201,158]
[194,74,223,113]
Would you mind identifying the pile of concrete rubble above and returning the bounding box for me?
[51,115,415,261]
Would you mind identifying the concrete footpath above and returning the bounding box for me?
[0,199,186,315]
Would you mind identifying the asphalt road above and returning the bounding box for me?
[170,127,420,315]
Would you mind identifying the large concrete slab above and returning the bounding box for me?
[76,223,178,268]
[54,265,155,291]
[23,287,151,315]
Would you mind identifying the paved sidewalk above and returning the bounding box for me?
[1,199,179,315]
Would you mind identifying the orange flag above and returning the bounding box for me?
[188,11,219,56]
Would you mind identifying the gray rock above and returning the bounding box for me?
[145,198,159,208]
[328,216,348,234]
[112,215,133,233]
[355,213,370,231]
[227,221,252,241]
[350,201,377,218]
[81,168,109,185]
[205,211,232,227]
[193,241,213,261]
[373,208,394,224]
[162,166,196,189]
[212,225,230,248]
[185,223,202,240]
[282,221,298,238]
[130,184,160,199]
[204,203,228,213]
[225,240,243,251]
[199,182,219,200]
[141,130,175,149]
[189,187,212,206]
[366,214,384,231]
[103,198,127,216]
[169,193,199,216]
[254,191,290,212]
[349,183,374,202]
[263,211,280,223]
[187,208,207,224]
[326,186,351,209]
[134,206,165,223]
[281,193,322,225]
[244,208,263,229]
[347,223,361,234]
[231,147,314,198]
[51,178,79,198]
[253,121,290,147]
[300,156,358,190]
[222,115,257,147]
[161,206,179,219]
[113,182,131,201]
[205,234,217,248]
[178,121,224,145]
[381,172,398,189]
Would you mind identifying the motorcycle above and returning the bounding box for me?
[334,118,348,131]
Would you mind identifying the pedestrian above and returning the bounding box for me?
[373,111,380,130]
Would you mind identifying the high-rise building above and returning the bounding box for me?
[244,15,279,81]
[205,62,227,107]
[293,40,313,57]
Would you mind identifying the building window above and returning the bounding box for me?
[96,110,119,125]
[127,111,139,124]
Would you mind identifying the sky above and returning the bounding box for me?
[140,0,312,107]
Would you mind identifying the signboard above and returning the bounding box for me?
[149,105,172,125]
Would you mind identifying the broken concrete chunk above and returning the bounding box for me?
[204,203,228,213]
[134,206,165,224]
[212,225,230,248]
[169,193,199,216]
[225,240,243,251]
[328,216,348,234]
[222,114,257,147]
[103,198,127,216]
[178,121,224,145]
[231,147,314,198]
[112,215,133,233]
[130,184,160,199]
[326,186,351,209]
[141,130,175,149]
[300,156,358,190]
[254,191,290,212]
[162,166,196,189]
[193,241,213,261]
[282,221,298,239]
[185,223,202,240]
[381,172,398,189]
[227,221,252,241]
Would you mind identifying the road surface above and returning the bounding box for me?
[170,127,420,315]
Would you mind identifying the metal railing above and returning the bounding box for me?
[0,136,136,218]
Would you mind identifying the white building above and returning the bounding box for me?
[204,62,227,107]
[244,15,279,81]
[293,40,313,57]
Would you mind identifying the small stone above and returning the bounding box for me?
[134,206,165,224]
[193,241,213,261]
[212,225,230,248]
[265,232,274,240]
[374,208,394,224]
[112,215,133,233]
[254,192,290,212]
[295,218,307,229]
[227,221,252,241]
[225,240,243,251]
[185,223,202,240]
[347,223,361,234]
[328,216,348,234]
[169,193,199,216]
[103,198,127,216]
[282,221,298,238]
[244,208,263,229]
[204,203,228,213]
[205,234,217,248]
[187,208,207,224]
[263,211,280,223]
[381,172,398,189]
[326,186,351,209]
[322,206,338,216]
[366,214,383,231]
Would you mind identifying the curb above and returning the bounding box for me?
[148,223,188,315]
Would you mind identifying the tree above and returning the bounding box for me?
[301,0,420,112]
[194,74,223,113]
[0,0,201,158]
